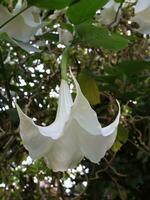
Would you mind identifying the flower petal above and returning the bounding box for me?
[101,100,120,136]
[98,0,120,26]
[131,0,150,34]
[134,0,150,13]
[70,71,120,163]
[16,103,53,160]
[21,7,41,27]
[44,120,83,172]
[78,126,118,163]
[13,40,41,52]
[0,5,41,42]
[70,70,102,136]
[38,79,73,139]
[0,5,12,27]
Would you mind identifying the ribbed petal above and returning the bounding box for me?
[134,0,150,13]
[44,120,83,172]
[69,71,120,163]
[0,5,12,27]
[16,103,53,160]
[21,7,41,27]
[132,8,150,34]
[131,0,150,34]
[37,79,73,139]
[0,5,41,42]
[78,126,118,163]
[70,70,102,135]
[99,0,120,25]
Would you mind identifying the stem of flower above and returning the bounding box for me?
[0,6,29,29]
[61,47,70,80]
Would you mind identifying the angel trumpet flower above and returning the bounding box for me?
[0,0,41,52]
[131,0,150,34]
[16,70,120,172]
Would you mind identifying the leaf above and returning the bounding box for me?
[27,0,71,9]
[78,68,100,105]
[67,0,108,24]
[112,124,129,152]
[6,108,19,123]
[75,23,129,51]
[115,0,125,3]
[107,60,150,76]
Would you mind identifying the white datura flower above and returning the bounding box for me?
[0,0,41,52]
[16,71,120,172]
[96,0,120,26]
[131,0,150,34]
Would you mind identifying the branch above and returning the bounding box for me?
[0,50,12,108]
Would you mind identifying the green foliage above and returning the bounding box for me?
[75,22,129,50]
[107,60,150,76]
[67,0,108,24]
[112,124,129,153]
[27,0,72,9]
[78,68,100,105]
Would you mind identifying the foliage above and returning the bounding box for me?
[0,0,150,200]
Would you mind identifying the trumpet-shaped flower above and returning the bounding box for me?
[0,0,41,52]
[16,71,120,172]
[131,0,150,34]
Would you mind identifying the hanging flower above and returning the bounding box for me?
[96,0,120,26]
[131,0,150,34]
[0,0,41,52]
[16,69,120,172]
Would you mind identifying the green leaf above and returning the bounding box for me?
[6,108,19,123]
[112,124,129,152]
[67,0,108,24]
[75,23,129,51]
[78,68,100,105]
[27,0,72,9]
[107,60,150,76]
[115,0,124,3]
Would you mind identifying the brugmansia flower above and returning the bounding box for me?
[16,71,120,172]
[97,0,120,26]
[131,0,150,34]
[0,0,41,52]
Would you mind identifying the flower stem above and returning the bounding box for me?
[0,6,29,29]
[61,47,70,80]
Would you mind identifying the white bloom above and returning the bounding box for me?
[131,0,150,34]
[0,1,41,52]
[97,0,120,26]
[58,28,73,46]
[16,71,120,172]
[49,9,66,20]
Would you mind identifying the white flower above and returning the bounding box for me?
[0,1,41,52]
[16,71,120,172]
[96,0,120,26]
[131,0,150,34]
[58,28,73,46]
